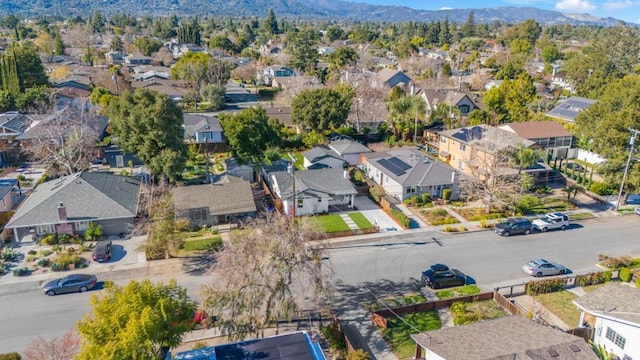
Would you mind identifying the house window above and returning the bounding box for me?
[459,143,466,151]
[74,221,90,231]
[191,208,207,221]
[406,187,416,194]
[36,225,55,235]
[318,197,322,202]
[606,327,626,349]
[458,159,465,170]
[459,104,470,114]
[440,136,446,143]
[297,198,303,208]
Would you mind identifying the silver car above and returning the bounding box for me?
[43,274,97,296]
[522,259,567,277]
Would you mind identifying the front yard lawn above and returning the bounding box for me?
[348,212,374,229]
[420,208,459,226]
[381,311,441,359]
[436,285,481,299]
[526,197,578,214]
[182,236,223,252]
[313,214,350,233]
[534,291,580,328]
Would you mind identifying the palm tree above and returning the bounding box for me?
[387,95,425,142]
[512,144,538,174]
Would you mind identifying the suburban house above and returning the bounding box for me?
[173,331,325,360]
[328,139,372,166]
[100,145,143,169]
[499,121,574,161]
[371,68,412,89]
[130,78,188,102]
[0,179,19,212]
[573,283,640,360]
[362,148,459,201]
[411,315,598,360]
[168,43,205,59]
[271,75,321,91]
[172,175,257,227]
[104,51,125,64]
[432,124,537,180]
[302,146,346,170]
[257,65,295,86]
[420,89,480,117]
[551,70,573,92]
[182,113,224,146]
[225,158,255,182]
[123,55,153,66]
[546,96,597,123]
[269,167,357,216]
[260,159,292,189]
[5,172,141,241]
[0,112,33,166]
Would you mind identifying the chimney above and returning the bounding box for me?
[57,202,67,222]
[343,170,349,179]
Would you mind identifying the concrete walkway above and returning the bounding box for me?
[340,213,359,230]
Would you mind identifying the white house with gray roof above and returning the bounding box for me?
[573,283,640,360]
[270,168,357,216]
[363,148,458,202]
[302,146,346,170]
[183,113,223,145]
[328,139,371,166]
[5,172,140,242]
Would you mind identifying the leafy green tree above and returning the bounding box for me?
[133,37,163,56]
[201,214,329,341]
[76,279,196,360]
[90,10,106,34]
[209,35,234,53]
[541,44,562,63]
[325,25,346,42]
[84,222,103,241]
[199,84,225,110]
[15,86,50,113]
[219,106,282,164]
[110,35,123,52]
[106,88,186,181]
[171,52,232,109]
[291,88,352,132]
[0,90,14,111]
[387,95,425,141]
[328,46,357,71]
[287,27,319,73]
[504,72,536,123]
[511,144,538,174]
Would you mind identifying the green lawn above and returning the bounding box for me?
[381,312,441,359]
[282,153,304,170]
[527,197,577,214]
[313,215,350,233]
[568,212,596,221]
[534,291,580,328]
[181,236,223,252]
[348,212,374,229]
[436,285,481,299]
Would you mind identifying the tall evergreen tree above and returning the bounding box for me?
[262,9,279,35]
[461,11,475,38]
[440,17,451,45]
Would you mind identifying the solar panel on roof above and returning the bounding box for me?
[378,158,406,176]
[388,157,411,171]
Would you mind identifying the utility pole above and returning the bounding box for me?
[288,153,297,219]
[615,128,639,211]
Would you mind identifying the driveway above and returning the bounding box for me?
[353,196,399,232]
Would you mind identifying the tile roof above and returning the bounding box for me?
[328,140,371,155]
[499,121,572,139]
[573,283,640,325]
[439,125,536,154]
[546,96,596,122]
[171,175,256,216]
[411,315,598,360]
[272,168,357,198]
[6,172,141,228]
[364,147,457,187]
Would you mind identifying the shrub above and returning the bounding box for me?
[598,254,633,269]
[0,261,6,274]
[37,249,52,257]
[442,188,452,201]
[0,352,21,360]
[347,349,371,360]
[421,193,431,204]
[589,182,613,196]
[443,225,458,232]
[2,248,18,262]
[322,321,347,352]
[57,234,73,244]
[576,272,609,287]
[12,267,30,276]
[516,195,541,215]
[479,219,489,229]
[27,249,37,255]
[36,258,50,267]
[25,255,37,262]
[51,253,83,271]
[84,222,103,241]
[389,208,410,228]
[619,268,632,282]
[636,276,640,288]
[431,218,459,226]
[39,234,57,245]
[526,278,566,295]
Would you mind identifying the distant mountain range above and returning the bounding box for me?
[1,0,623,26]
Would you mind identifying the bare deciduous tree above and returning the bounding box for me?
[201,214,332,340]
[23,329,80,360]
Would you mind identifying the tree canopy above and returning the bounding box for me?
[76,279,196,360]
[291,88,353,131]
[219,106,282,164]
[105,88,186,181]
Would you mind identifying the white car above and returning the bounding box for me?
[532,212,569,232]
[522,259,567,277]
[635,207,640,216]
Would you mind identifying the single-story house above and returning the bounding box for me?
[363,148,459,201]
[328,139,372,166]
[183,113,224,145]
[124,55,153,66]
[173,331,325,360]
[5,172,140,241]
[270,167,357,216]
[546,96,596,123]
[371,68,412,89]
[411,315,598,360]
[302,146,346,170]
[260,159,292,189]
[573,283,640,359]
[0,179,19,212]
[100,145,144,169]
[172,175,256,227]
[225,158,255,182]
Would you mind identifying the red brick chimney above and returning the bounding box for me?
[57,202,67,222]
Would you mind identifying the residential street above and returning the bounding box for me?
[0,215,638,354]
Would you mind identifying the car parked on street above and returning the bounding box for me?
[92,241,112,262]
[522,259,567,277]
[494,218,533,236]
[43,274,97,296]
[635,207,640,216]
[421,263,467,289]
[532,212,569,232]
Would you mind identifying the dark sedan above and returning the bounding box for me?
[421,263,467,289]
[43,274,97,296]
[92,241,112,262]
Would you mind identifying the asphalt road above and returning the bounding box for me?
[0,215,638,354]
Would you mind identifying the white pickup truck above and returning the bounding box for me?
[532,212,569,232]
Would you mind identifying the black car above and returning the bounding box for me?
[494,218,533,237]
[92,241,112,262]
[421,263,467,289]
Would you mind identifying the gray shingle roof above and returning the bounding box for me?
[303,146,342,163]
[546,96,596,122]
[439,125,535,155]
[573,283,640,325]
[6,172,140,228]
[411,315,598,360]
[365,148,457,187]
[0,112,32,134]
[272,168,357,198]
[183,113,222,137]
[172,175,256,216]
[328,140,371,156]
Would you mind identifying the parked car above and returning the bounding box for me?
[532,212,569,232]
[92,241,112,262]
[566,162,586,172]
[494,218,533,236]
[421,263,467,289]
[43,274,97,296]
[522,259,567,277]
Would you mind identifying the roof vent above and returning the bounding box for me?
[547,349,559,357]
[569,345,581,353]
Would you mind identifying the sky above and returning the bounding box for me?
[349,0,640,24]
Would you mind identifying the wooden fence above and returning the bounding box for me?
[325,227,380,239]
[493,291,525,315]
